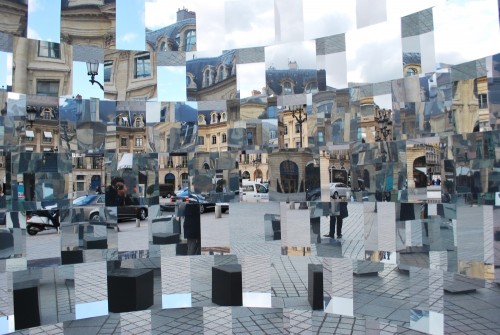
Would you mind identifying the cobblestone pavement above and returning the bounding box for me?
[2,203,500,334]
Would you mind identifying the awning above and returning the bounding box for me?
[43,148,52,152]
[117,153,133,169]
[25,147,34,152]
[26,130,34,137]
[43,131,53,138]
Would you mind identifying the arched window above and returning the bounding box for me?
[217,66,224,82]
[204,69,210,87]
[222,133,227,143]
[305,82,318,93]
[185,29,196,51]
[283,82,292,95]
[212,114,217,123]
[221,112,226,121]
[159,41,167,51]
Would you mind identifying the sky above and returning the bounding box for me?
[9,0,500,97]
[0,52,12,90]
[27,0,61,42]
[157,66,187,102]
[116,0,146,51]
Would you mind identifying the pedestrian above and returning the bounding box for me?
[324,200,348,239]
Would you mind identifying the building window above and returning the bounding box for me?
[296,141,301,148]
[134,52,151,78]
[91,157,100,169]
[284,125,288,135]
[247,132,253,146]
[36,80,59,97]
[160,41,167,51]
[120,137,127,147]
[204,69,210,87]
[283,82,293,95]
[305,82,318,93]
[104,60,112,82]
[25,130,34,141]
[217,66,224,82]
[135,137,143,147]
[198,136,204,145]
[43,131,52,143]
[478,94,488,109]
[185,29,196,51]
[221,112,226,121]
[38,41,60,58]
[222,133,227,143]
[318,131,324,144]
[295,123,301,133]
[212,135,217,144]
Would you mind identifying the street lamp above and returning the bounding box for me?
[290,104,307,148]
[26,106,36,128]
[86,59,104,90]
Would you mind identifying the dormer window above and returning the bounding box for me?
[283,82,293,95]
[134,115,144,127]
[204,69,211,87]
[198,114,206,125]
[221,112,226,121]
[212,113,217,123]
[305,82,318,94]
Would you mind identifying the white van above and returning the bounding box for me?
[240,181,269,202]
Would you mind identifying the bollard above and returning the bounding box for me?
[215,205,222,218]
[136,218,140,227]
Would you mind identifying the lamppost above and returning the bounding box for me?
[26,106,36,128]
[175,164,182,189]
[290,104,307,148]
[86,59,104,90]
[375,107,392,202]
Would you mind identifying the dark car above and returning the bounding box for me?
[168,193,229,214]
[306,188,321,201]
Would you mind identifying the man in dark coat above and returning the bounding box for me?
[324,201,348,239]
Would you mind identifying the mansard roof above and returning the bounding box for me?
[186,50,236,90]
[265,68,318,95]
[145,18,196,51]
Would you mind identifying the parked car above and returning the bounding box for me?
[72,194,148,222]
[329,182,350,199]
[72,194,104,222]
[240,182,269,202]
[306,187,321,201]
[171,193,229,214]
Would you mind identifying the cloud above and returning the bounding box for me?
[265,40,317,70]
[119,33,138,43]
[27,26,41,41]
[433,0,500,64]
[145,0,181,30]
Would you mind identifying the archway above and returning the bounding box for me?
[164,173,175,189]
[279,160,299,193]
[254,169,263,181]
[242,171,250,180]
[90,175,101,191]
[413,156,427,188]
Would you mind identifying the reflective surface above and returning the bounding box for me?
[0,0,499,334]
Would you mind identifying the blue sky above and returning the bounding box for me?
[116,0,145,51]
[157,66,187,102]
[27,0,61,42]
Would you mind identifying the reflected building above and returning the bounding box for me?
[12,37,73,97]
[186,50,237,101]
[145,8,196,52]
[60,0,116,48]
